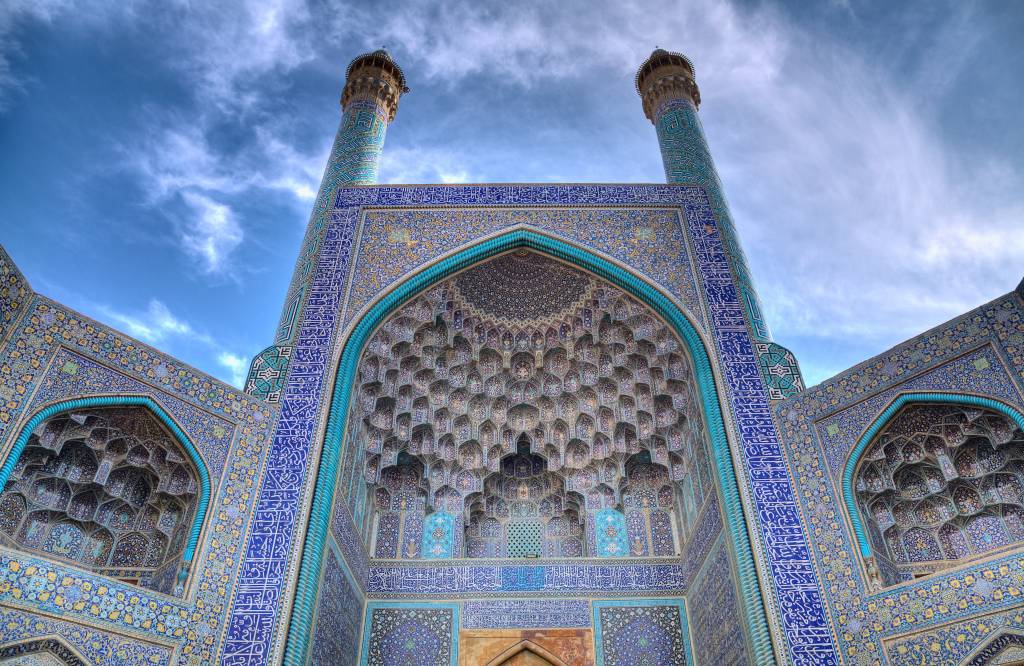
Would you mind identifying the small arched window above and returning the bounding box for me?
[621,453,679,556]
[0,406,201,594]
[854,402,1024,586]
[372,452,427,559]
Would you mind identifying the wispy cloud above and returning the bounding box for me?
[380,147,478,185]
[4,0,1021,391]
[217,352,250,387]
[97,298,248,387]
[124,119,323,273]
[346,0,1021,385]
[159,0,317,112]
[99,299,209,346]
[179,192,245,275]
[0,0,72,109]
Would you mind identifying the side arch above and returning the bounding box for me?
[283,228,773,664]
[0,635,91,665]
[842,391,1024,560]
[0,395,212,581]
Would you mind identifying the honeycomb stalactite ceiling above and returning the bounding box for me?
[351,250,714,547]
[453,250,595,325]
[855,403,1024,583]
[0,407,200,593]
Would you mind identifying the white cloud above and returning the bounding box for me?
[99,299,210,346]
[380,147,479,185]
[131,126,248,200]
[126,123,319,271]
[348,0,1021,386]
[217,352,250,388]
[6,0,1020,390]
[98,298,248,387]
[179,192,245,275]
[348,0,784,89]
[256,128,329,202]
[165,0,316,111]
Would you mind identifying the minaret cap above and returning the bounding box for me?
[341,49,410,123]
[635,49,701,122]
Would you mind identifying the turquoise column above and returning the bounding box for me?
[246,51,407,402]
[638,50,770,341]
[655,99,770,340]
[638,50,804,400]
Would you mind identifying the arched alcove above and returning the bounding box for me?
[345,250,714,562]
[286,230,774,666]
[0,399,209,595]
[0,636,90,665]
[849,396,1024,587]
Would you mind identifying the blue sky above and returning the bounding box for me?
[1,0,1022,388]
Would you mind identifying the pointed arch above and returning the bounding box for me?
[0,395,211,581]
[964,631,1024,666]
[484,639,569,666]
[0,634,91,665]
[283,228,773,665]
[843,391,1024,560]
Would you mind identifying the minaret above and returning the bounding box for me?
[246,50,408,402]
[333,49,409,185]
[636,49,770,341]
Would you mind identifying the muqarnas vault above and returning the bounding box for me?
[1,47,1023,666]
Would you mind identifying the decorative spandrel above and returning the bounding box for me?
[855,403,1024,583]
[0,407,199,594]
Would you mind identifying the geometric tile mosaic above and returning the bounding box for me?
[237,184,836,666]
[360,603,457,666]
[310,546,362,666]
[0,606,172,666]
[593,599,691,666]
[776,292,1024,665]
[0,291,272,666]
[687,536,748,665]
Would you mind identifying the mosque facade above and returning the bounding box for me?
[0,48,1023,665]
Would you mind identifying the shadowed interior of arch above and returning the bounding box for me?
[0,396,212,596]
[845,394,1024,588]
[347,251,709,560]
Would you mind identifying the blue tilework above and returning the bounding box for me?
[277,101,389,344]
[461,599,591,629]
[223,185,836,666]
[688,535,748,665]
[244,344,293,403]
[223,211,359,665]
[246,100,391,404]
[678,496,722,592]
[655,99,769,342]
[775,294,1024,664]
[0,296,273,666]
[816,345,1020,480]
[364,560,687,598]
[341,207,705,333]
[593,599,692,666]
[886,604,1024,665]
[0,606,173,666]
[678,187,837,663]
[359,602,458,666]
[31,348,234,484]
[0,245,31,348]
[421,512,457,559]
[594,509,629,558]
[310,543,363,666]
